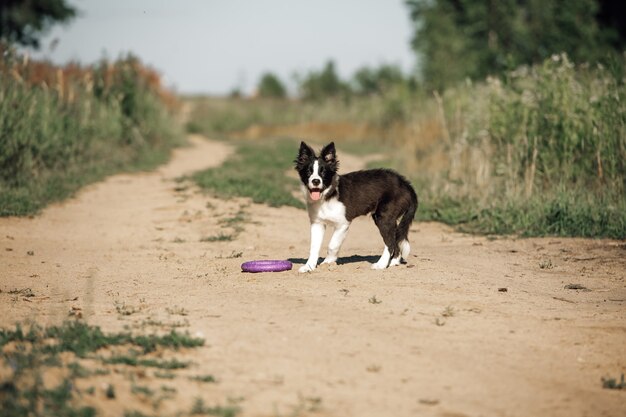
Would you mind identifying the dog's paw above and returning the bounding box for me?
[371,262,388,270]
[298,264,316,273]
[389,257,401,267]
[321,257,337,265]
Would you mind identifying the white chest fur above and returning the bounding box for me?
[308,198,349,226]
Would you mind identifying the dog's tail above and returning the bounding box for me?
[396,185,418,260]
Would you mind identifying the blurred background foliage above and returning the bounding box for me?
[0,1,183,215]
[1,0,625,238]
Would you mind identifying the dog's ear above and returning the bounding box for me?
[320,142,338,168]
[294,141,315,169]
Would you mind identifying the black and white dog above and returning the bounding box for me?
[294,141,418,273]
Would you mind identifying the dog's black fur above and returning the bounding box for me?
[295,141,418,267]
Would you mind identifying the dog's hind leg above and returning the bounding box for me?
[322,222,350,265]
[372,245,391,270]
[372,210,398,270]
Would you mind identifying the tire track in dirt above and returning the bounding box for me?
[1,135,625,417]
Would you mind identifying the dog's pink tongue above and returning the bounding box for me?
[310,191,321,201]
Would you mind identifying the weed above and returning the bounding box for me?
[103,355,190,369]
[105,384,116,399]
[124,412,152,417]
[154,371,176,379]
[602,374,625,390]
[189,374,217,383]
[166,306,189,316]
[115,300,141,316]
[7,288,35,297]
[190,398,241,417]
[441,306,455,318]
[200,233,235,242]
[368,296,382,304]
[539,259,554,269]
[68,361,91,378]
[131,384,154,397]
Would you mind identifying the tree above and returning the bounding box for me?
[406,0,622,90]
[257,72,287,99]
[298,60,350,100]
[353,63,407,95]
[0,0,77,48]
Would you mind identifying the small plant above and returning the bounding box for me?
[105,384,116,399]
[200,233,235,242]
[131,384,154,397]
[154,371,176,379]
[103,355,190,370]
[190,398,241,417]
[115,301,140,316]
[441,306,455,317]
[368,295,382,304]
[166,306,189,316]
[189,374,217,383]
[602,374,625,390]
[539,259,554,270]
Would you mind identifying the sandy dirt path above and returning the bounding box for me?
[1,135,625,417]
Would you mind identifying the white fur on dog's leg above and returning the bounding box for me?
[372,246,391,270]
[400,239,410,260]
[299,222,325,273]
[322,223,350,265]
[389,256,401,267]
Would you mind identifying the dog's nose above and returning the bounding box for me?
[312,179,321,186]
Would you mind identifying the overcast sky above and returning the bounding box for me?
[29,0,416,95]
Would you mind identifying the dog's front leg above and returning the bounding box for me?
[299,222,325,273]
[322,222,350,265]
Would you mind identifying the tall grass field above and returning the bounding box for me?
[187,54,626,239]
[0,46,183,216]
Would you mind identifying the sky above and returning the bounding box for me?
[29,0,416,95]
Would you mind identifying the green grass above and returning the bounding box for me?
[0,321,211,416]
[199,233,235,242]
[192,139,304,209]
[189,374,217,383]
[190,398,240,417]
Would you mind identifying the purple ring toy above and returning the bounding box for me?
[241,260,293,273]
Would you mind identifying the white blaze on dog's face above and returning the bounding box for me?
[308,160,323,200]
[294,141,339,202]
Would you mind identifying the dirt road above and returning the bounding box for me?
[1,135,625,417]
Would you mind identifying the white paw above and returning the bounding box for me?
[298,264,316,273]
[389,257,401,267]
[371,262,387,270]
[321,257,337,264]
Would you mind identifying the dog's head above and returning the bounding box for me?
[294,141,339,202]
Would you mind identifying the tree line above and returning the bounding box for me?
[1,0,624,97]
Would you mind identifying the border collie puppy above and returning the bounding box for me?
[294,141,418,273]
